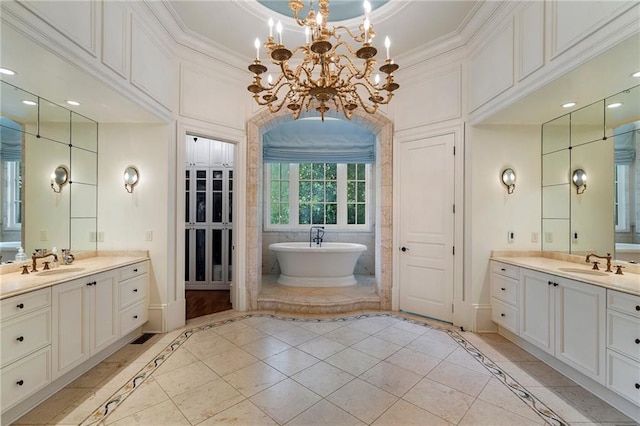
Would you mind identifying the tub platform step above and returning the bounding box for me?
[257,275,380,314]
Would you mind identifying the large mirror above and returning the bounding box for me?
[0,81,98,262]
[542,84,640,263]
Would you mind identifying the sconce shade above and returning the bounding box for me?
[51,165,69,193]
[124,166,139,193]
[501,168,516,194]
[572,169,587,194]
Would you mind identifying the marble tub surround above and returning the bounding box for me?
[491,252,640,296]
[0,251,149,299]
[15,310,636,426]
[492,250,640,275]
[258,275,380,313]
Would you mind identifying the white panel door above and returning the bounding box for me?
[398,133,454,322]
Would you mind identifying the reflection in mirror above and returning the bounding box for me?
[124,166,139,193]
[0,81,98,262]
[541,84,639,262]
[50,165,69,193]
[571,169,588,194]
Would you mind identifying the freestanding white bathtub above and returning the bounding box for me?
[269,242,367,287]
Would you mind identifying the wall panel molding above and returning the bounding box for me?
[517,1,544,81]
[101,1,128,78]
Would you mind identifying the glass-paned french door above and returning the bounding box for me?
[185,162,233,290]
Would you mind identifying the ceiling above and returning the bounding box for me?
[166,0,479,62]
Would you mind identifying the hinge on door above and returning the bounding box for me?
[452,204,455,214]
[453,146,456,155]
[452,246,455,255]
[451,304,454,313]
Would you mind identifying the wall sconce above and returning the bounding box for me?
[50,165,69,193]
[572,169,587,194]
[124,166,139,193]
[501,168,516,194]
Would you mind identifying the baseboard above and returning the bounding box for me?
[471,303,497,333]
[144,304,166,333]
[166,299,186,332]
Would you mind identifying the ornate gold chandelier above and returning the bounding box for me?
[247,0,400,121]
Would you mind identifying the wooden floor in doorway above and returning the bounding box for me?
[185,290,232,320]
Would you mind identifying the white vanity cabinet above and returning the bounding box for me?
[51,270,118,378]
[490,261,520,334]
[118,262,149,337]
[519,268,606,384]
[0,288,52,411]
[606,290,640,405]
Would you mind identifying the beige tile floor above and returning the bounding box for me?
[13,310,637,426]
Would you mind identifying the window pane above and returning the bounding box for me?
[311,163,323,180]
[326,204,337,224]
[271,163,280,178]
[271,203,280,224]
[347,181,355,200]
[270,183,280,203]
[356,204,365,224]
[300,163,311,179]
[281,204,290,224]
[347,163,356,180]
[357,182,366,202]
[357,163,366,180]
[281,181,289,202]
[326,181,337,202]
[281,164,290,179]
[326,164,337,180]
[299,181,311,202]
[312,181,325,202]
[299,204,311,224]
[312,204,324,224]
[347,203,356,224]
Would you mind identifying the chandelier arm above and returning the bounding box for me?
[332,25,365,44]
[352,90,380,114]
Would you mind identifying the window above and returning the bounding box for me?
[266,162,371,230]
[615,164,630,232]
[2,161,22,231]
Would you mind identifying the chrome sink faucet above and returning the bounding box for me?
[310,226,325,247]
[585,252,612,272]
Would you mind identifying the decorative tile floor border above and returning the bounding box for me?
[80,312,567,426]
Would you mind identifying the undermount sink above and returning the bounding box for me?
[36,267,85,276]
[558,267,608,277]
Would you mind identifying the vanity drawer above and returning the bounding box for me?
[1,346,51,411]
[119,301,148,337]
[491,298,518,335]
[1,308,51,368]
[118,274,148,310]
[607,349,640,405]
[607,310,640,362]
[608,290,640,319]
[491,261,519,280]
[491,274,518,306]
[1,288,51,321]
[119,261,148,282]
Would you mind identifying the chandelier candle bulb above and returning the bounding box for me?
[385,36,390,60]
[305,27,310,44]
[268,18,273,37]
[255,38,260,61]
[363,0,371,17]
[364,18,370,43]
[276,21,283,44]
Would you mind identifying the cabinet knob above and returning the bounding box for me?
[553,282,558,287]
[500,268,506,271]
[17,303,24,309]
[133,289,138,293]
[16,336,24,342]
[636,305,640,311]
[548,281,553,286]
[636,383,640,390]
[500,313,505,317]
[501,287,506,291]
[16,380,24,386]
[133,315,138,319]
[133,268,138,272]
[635,338,640,345]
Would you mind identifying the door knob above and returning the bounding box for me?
[401,247,409,252]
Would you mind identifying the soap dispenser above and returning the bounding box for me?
[15,247,27,262]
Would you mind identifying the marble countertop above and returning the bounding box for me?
[491,255,640,297]
[0,254,148,300]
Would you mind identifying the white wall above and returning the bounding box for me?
[97,123,171,332]
[466,124,541,331]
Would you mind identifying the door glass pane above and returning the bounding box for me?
[211,229,222,282]
[228,229,233,281]
[212,170,223,223]
[185,170,190,221]
[185,229,190,281]
[195,229,206,281]
[196,170,207,223]
[228,170,233,223]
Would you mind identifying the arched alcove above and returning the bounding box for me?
[244,107,394,310]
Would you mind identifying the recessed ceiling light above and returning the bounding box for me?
[562,102,577,108]
[632,71,640,78]
[22,100,37,106]
[66,100,80,106]
[0,67,16,75]
[607,102,623,109]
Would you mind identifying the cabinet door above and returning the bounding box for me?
[555,277,606,384]
[90,271,118,355]
[520,269,554,355]
[51,278,90,378]
[186,136,210,167]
